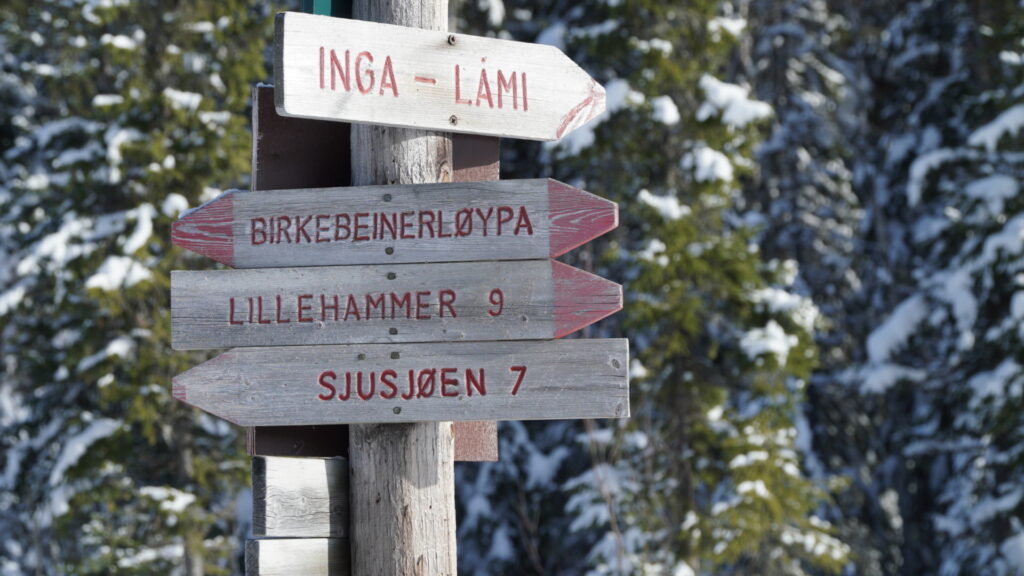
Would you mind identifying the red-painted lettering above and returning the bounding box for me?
[319,46,325,89]
[275,295,290,323]
[228,297,244,325]
[402,369,416,400]
[487,288,504,317]
[441,368,459,397]
[419,211,436,238]
[296,215,313,243]
[510,365,527,395]
[522,72,528,111]
[338,372,352,400]
[380,212,397,240]
[514,206,534,235]
[297,294,313,323]
[315,214,331,243]
[390,292,411,319]
[330,49,350,91]
[417,369,437,397]
[436,210,453,238]
[455,65,472,105]
[251,218,268,245]
[277,216,292,243]
[247,297,255,323]
[455,208,473,237]
[334,213,351,240]
[496,206,514,235]
[257,296,271,324]
[344,294,361,320]
[438,289,457,318]
[476,68,493,108]
[380,369,398,399]
[355,51,374,94]
[354,212,370,241]
[475,207,493,236]
[380,55,398,97]
[466,368,486,396]
[357,371,376,400]
[399,211,415,239]
[365,293,385,319]
[497,70,517,109]
[317,370,337,400]
[321,294,340,321]
[415,291,432,320]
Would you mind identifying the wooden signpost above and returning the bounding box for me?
[171,260,621,349]
[171,2,626,574]
[171,179,617,268]
[172,339,629,426]
[274,12,606,140]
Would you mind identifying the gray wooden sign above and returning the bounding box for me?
[172,339,630,426]
[245,538,348,576]
[171,179,617,269]
[252,456,348,538]
[171,260,622,350]
[274,12,606,140]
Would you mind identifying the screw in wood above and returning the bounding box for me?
[357,353,366,360]
[385,247,394,255]
[612,359,621,369]
[447,34,456,45]
[393,407,402,414]
[449,115,458,126]
[383,194,392,202]
[390,352,400,359]
[389,327,398,335]
[387,272,396,280]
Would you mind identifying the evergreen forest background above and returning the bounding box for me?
[0,0,1022,574]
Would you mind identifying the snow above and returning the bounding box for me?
[85,255,152,291]
[105,125,143,184]
[526,446,569,489]
[161,193,189,216]
[638,189,690,219]
[750,287,820,332]
[709,17,747,38]
[651,96,680,125]
[907,148,958,206]
[967,359,1020,408]
[117,543,184,569]
[162,87,202,111]
[968,104,1024,153]
[535,22,566,49]
[122,204,155,254]
[680,145,734,183]
[100,33,138,51]
[737,480,771,499]
[729,451,769,468]
[92,94,124,107]
[639,238,668,266]
[140,486,196,513]
[632,38,673,55]
[76,336,135,373]
[52,142,103,168]
[1000,532,1024,567]
[859,363,927,394]
[48,418,121,487]
[696,75,772,128]
[740,320,799,365]
[965,174,1018,216]
[672,562,696,576]
[866,295,928,362]
[487,525,514,560]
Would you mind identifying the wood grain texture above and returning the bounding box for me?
[169,180,618,268]
[247,87,500,462]
[252,456,348,538]
[171,260,622,350]
[273,12,606,141]
[172,339,630,426]
[245,538,349,576]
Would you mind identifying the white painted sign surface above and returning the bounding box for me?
[274,12,606,140]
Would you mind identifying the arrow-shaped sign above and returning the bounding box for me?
[274,12,606,140]
[171,260,621,350]
[171,179,617,268]
[172,339,630,426]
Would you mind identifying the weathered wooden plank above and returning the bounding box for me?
[273,12,606,141]
[252,456,348,538]
[248,86,501,463]
[170,179,617,268]
[170,260,621,350]
[172,339,630,426]
[245,538,349,576]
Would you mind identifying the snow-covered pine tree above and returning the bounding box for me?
[0,1,266,573]
[840,0,1024,573]
[455,0,849,574]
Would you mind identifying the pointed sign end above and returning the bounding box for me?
[171,377,188,404]
[552,260,623,338]
[171,192,235,267]
[548,180,619,257]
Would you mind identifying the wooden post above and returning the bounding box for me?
[348,0,457,574]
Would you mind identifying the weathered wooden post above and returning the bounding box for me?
[347,1,456,572]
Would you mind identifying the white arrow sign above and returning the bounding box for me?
[274,12,606,140]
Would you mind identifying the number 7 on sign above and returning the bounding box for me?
[510,365,527,396]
